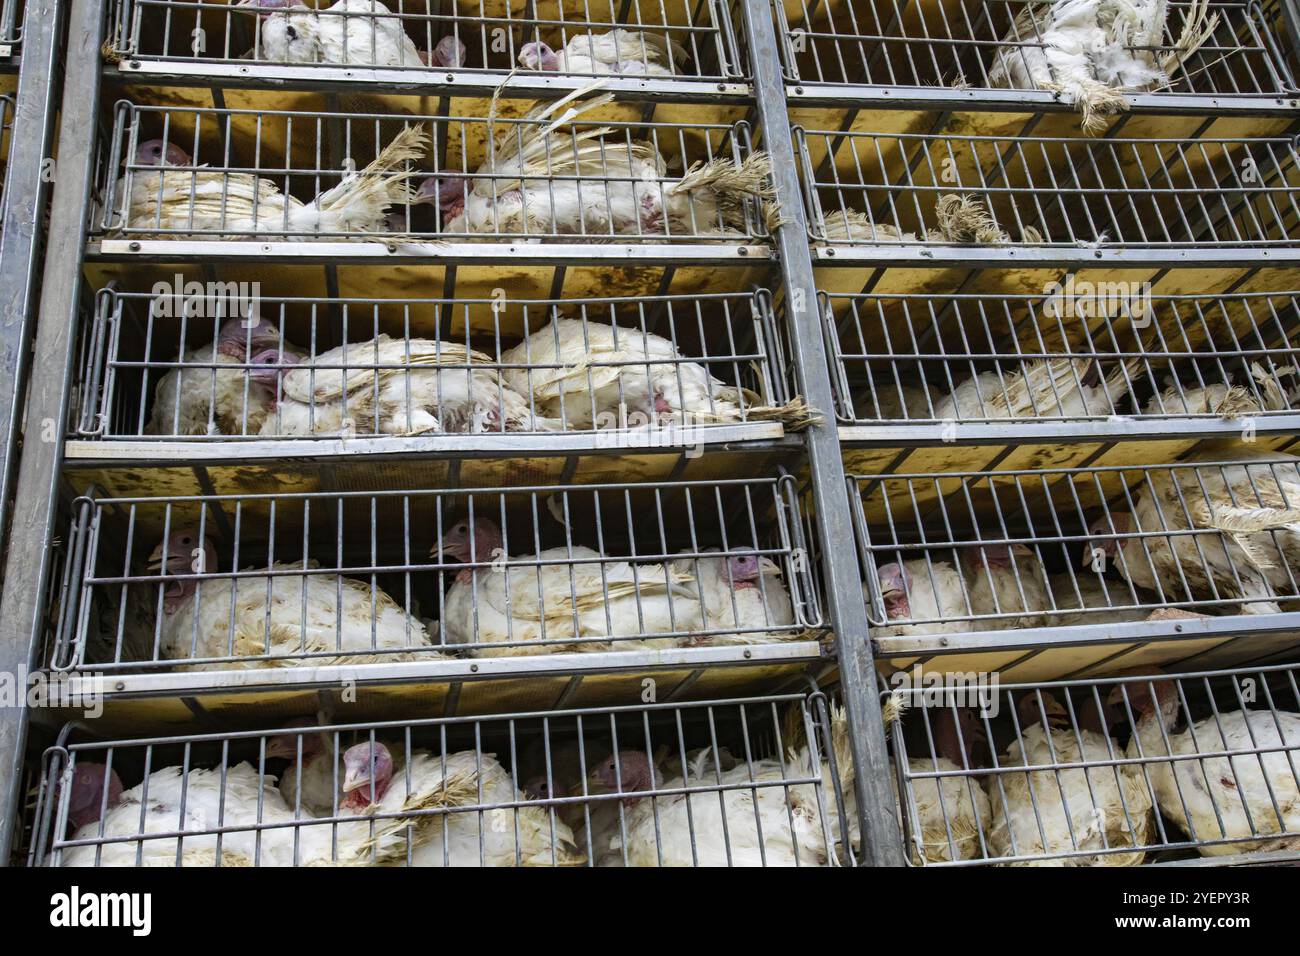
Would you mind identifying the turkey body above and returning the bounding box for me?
[987,719,1153,865]
[262,335,549,436]
[122,126,426,239]
[964,549,1052,630]
[933,359,1132,420]
[533,30,687,75]
[897,756,994,863]
[670,551,796,646]
[159,560,439,669]
[1042,573,1152,627]
[871,560,974,638]
[500,318,751,428]
[440,548,699,656]
[1129,706,1300,855]
[251,0,424,66]
[146,343,274,436]
[61,762,346,867]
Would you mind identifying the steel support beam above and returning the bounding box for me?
[739,0,906,866]
[0,0,102,864]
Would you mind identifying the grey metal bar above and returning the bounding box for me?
[0,0,102,865]
[740,0,905,867]
[0,0,61,556]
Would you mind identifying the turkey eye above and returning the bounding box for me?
[181,537,192,545]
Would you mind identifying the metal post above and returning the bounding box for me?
[0,0,63,553]
[0,0,102,865]
[739,0,906,866]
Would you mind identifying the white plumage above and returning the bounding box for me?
[245,0,424,66]
[1041,572,1152,627]
[61,762,347,867]
[518,29,688,76]
[262,334,554,436]
[435,90,771,240]
[986,695,1153,865]
[435,518,699,656]
[499,317,757,429]
[871,559,974,637]
[933,358,1135,421]
[145,317,283,436]
[670,549,796,646]
[148,531,440,670]
[961,544,1052,629]
[605,706,856,866]
[988,0,1218,131]
[121,125,427,238]
[1121,682,1300,856]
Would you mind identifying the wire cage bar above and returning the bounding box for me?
[96,98,773,247]
[0,94,14,225]
[778,0,1297,108]
[851,456,1300,664]
[70,288,799,449]
[51,475,823,674]
[824,290,1300,430]
[0,0,20,55]
[30,690,858,866]
[106,0,750,87]
[886,663,1300,865]
[796,127,1300,253]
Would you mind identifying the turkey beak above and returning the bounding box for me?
[341,765,369,794]
[146,543,183,573]
[265,737,299,761]
[758,556,781,576]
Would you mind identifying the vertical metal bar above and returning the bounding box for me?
[0,0,102,865]
[739,0,904,866]
[0,0,63,562]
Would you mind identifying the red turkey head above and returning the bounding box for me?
[147,530,218,614]
[247,348,301,391]
[876,562,912,620]
[429,35,466,68]
[266,718,325,762]
[725,552,781,590]
[131,139,192,168]
[517,41,560,71]
[589,750,656,799]
[1081,513,1133,567]
[341,741,394,809]
[64,762,124,831]
[435,517,503,564]
[963,542,1032,574]
[1105,668,1179,726]
[215,316,283,359]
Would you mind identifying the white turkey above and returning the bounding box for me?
[988,0,1218,131]
[603,706,857,866]
[960,543,1052,629]
[145,315,285,436]
[1110,672,1300,856]
[413,89,772,239]
[145,528,441,670]
[1084,448,1300,615]
[820,194,1039,245]
[257,334,557,436]
[517,30,688,76]
[59,760,355,867]
[670,549,796,646]
[933,358,1136,421]
[120,125,428,238]
[237,0,463,67]
[1143,363,1295,417]
[433,517,699,656]
[870,559,974,637]
[498,317,795,429]
[267,720,339,815]
[892,706,993,864]
[986,692,1153,865]
[863,381,938,420]
[336,741,579,866]
[1041,572,1154,627]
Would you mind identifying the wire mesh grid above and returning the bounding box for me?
[851,456,1300,635]
[824,290,1300,425]
[886,663,1300,865]
[97,99,772,243]
[796,127,1300,248]
[52,476,823,672]
[31,691,857,866]
[72,288,795,441]
[107,0,748,81]
[778,0,1295,100]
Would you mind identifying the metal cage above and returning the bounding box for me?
[797,127,1300,251]
[97,98,771,245]
[31,690,856,866]
[778,0,1296,104]
[71,288,796,447]
[0,0,20,55]
[852,457,1300,672]
[887,663,1300,866]
[0,94,13,224]
[824,290,1300,431]
[106,0,750,88]
[51,475,824,673]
